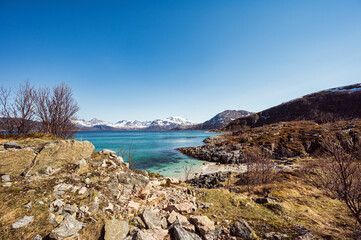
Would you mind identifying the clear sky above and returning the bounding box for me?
[1,0,361,123]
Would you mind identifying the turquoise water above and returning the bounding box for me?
[75,131,219,178]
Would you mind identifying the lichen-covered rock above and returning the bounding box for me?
[189,215,215,235]
[230,220,256,239]
[49,215,85,239]
[0,148,35,175]
[104,219,129,240]
[11,216,34,229]
[30,140,94,174]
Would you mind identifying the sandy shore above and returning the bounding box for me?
[189,162,247,179]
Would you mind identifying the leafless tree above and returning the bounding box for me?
[311,131,361,225]
[118,144,136,170]
[12,81,36,134]
[183,163,194,181]
[0,86,16,133]
[34,83,79,138]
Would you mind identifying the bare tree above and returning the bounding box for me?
[311,132,361,225]
[183,163,194,181]
[118,144,136,170]
[34,83,79,138]
[12,81,36,134]
[0,86,16,133]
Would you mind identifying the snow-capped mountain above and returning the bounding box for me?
[74,117,196,130]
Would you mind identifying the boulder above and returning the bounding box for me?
[132,230,149,240]
[1,175,10,182]
[189,215,215,235]
[4,141,23,149]
[49,215,85,239]
[33,235,42,240]
[169,220,202,240]
[0,148,35,175]
[104,219,130,240]
[11,216,34,229]
[140,209,166,229]
[144,228,169,240]
[38,166,53,175]
[30,140,94,174]
[168,211,194,232]
[230,220,256,239]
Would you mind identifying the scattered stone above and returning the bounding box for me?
[63,204,78,214]
[49,199,64,212]
[24,201,32,208]
[100,149,117,156]
[230,220,256,239]
[36,200,44,205]
[4,141,23,149]
[166,177,180,184]
[166,202,196,214]
[49,215,85,239]
[189,215,215,235]
[169,220,202,240]
[11,216,34,229]
[296,232,314,240]
[264,232,288,239]
[2,182,12,187]
[140,209,166,229]
[252,197,279,204]
[145,228,169,240]
[33,234,42,240]
[38,166,53,175]
[132,230,149,240]
[104,218,129,240]
[49,213,57,224]
[78,186,88,195]
[1,174,10,182]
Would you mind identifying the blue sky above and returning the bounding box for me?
[1,0,361,123]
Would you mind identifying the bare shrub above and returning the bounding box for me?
[310,131,361,225]
[35,83,79,138]
[236,148,277,192]
[118,144,136,170]
[0,86,16,133]
[183,163,194,181]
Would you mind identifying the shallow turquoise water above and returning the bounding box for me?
[75,131,219,178]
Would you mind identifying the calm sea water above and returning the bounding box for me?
[75,131,219,178]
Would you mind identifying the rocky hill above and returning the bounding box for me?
[223,83,361,131]
[174,110,253,131]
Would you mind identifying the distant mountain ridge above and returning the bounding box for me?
[173,110,253,130]
[223,83,361,131]
[74,116,195,131]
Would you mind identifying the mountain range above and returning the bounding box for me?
[73,116,195,131]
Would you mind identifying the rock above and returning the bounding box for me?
[144,228,169,240]
[166,202,196,214]
[230,220,256,239]
[100,149,117,156]
[186,172,231,189]
[11,216,34,229]
[132,230,150,240]
[296,233,314,240]
[169,220,202,240]
[76,159,89,174]
[104,218,129,240]
[128,201,140,213]
[189,215,215,235]
[1,174,10,182]
[0,148,36,175]
[2,182,12,187]
[168,211,195,232]
[49,215,85,239]
[38,166,53,175]
[29,140,95,175]
[49,213,57,224]
[63,204,78,214]
[36,200,44,205]
[4,141,23,149]
[78,186,88,195]
[140,209,165,229]
[252,197,279,204]
[264,232,288,239]
[33,234,42,240]
[166,177,180,184]
[49,199,64,212]
[117,172,150,191]
[204,228,222,240]
[24,201,32,208]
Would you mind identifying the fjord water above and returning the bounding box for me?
[76,131,219,178]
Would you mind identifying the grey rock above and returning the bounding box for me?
[100,149,117,156]
[49,215,85,239]
[296,233,314,240]
[24,201,32,208]
[104,218,129,240]
[63,204,78,214]
[38,166,53,175]
[11,216,34,229]
[140,209,164,229]
[1,174,10,182]
[170,220,202,240]
[117,172,150,190]
[33,234,42,240]
[230,220,256,239]
[4,141,23,149]
[2,182,12,187]
[36,200,44,205]
[132,230,150,240]
[49,199,64,212]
